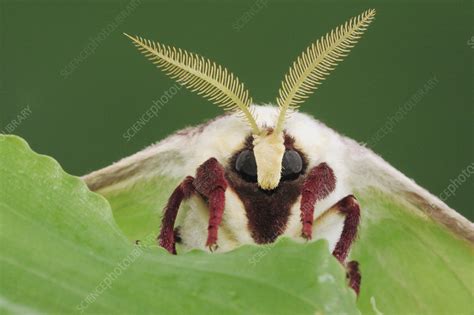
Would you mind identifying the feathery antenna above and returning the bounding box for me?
[124,33,260,134]
[274,9,376,134]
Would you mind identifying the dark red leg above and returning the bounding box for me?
[331,195,361,294]
[193,158,228,251]
[347,261,361,295]
[300,164,361,294]
[158,158,227,254]
[158,176,195,254]
[300,163,336,239]
[332,195,361,263]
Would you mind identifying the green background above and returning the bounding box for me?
[0,0,472,220]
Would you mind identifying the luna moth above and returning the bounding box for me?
[82,8,473,306]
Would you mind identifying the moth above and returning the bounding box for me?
[83,8,473,295]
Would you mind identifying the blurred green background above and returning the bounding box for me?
[0,0,472,220]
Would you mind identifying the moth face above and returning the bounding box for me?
[224,132,309,243]
[231,134,307,187]
[234,148,304,183]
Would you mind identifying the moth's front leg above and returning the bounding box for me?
[300,163,361,294]
[332,195,361,295]
[346,260,361,295]
[158,158,227,254]
[300,162,336,239]
[332,195,361,263]
[158,176,195,254]
[193,158,228,251]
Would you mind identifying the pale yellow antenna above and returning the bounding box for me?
[274,9,376,134]
[124,33,260,135]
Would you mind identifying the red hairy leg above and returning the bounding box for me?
[300,162,336,239]
[193,158,228,250]
[332,195,361,263]
[158,158,228,254]
[346,261,361,295]
[158,176,195,254]
[300,165,361,294]
[332,195,362,294]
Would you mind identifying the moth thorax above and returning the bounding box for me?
[252,131,285,190]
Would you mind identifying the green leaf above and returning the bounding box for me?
[97,144,474,315]
[105,175,178,243]
[0,135,358,315]
[352,189,474,315]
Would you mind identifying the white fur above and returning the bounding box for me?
[253,132,285,190]
[84,105,474,252]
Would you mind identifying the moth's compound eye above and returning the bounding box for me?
[235,150,258,182]
[281,150,303,181]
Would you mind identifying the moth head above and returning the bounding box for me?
[233,128,306,190]
[124,8,376,190]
